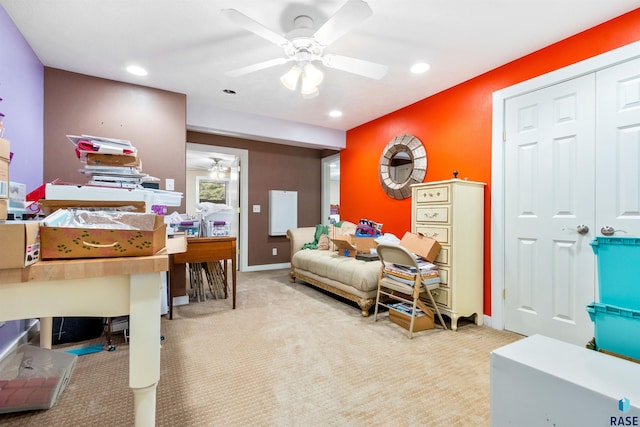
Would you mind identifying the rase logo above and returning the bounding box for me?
[610,397,638,426]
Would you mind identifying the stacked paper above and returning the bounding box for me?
[67,135,158,188]
[384,258,440,285]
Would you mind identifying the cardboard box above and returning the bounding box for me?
[400,231,441,262]
[0,160,8,199]
[0,138,9,199]
[353,236,378,255]
[389,305,435,331]
[331,235,356,257]
[0,221,41,269]
[38,199,146,216]
[83,152,140,167]
[40,211,166,259]
[0,199,7,220]
[0,137,9,160]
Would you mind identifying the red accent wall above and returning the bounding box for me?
[342,8,640,317]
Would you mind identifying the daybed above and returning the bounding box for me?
[286,222,381,316]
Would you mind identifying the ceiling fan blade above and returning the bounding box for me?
[221,9,289,47]
[313,0,373,46]
[225,57,290,77]
[322,54,388,80]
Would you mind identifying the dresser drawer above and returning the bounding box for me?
[431,285,450,308]
[415,206,450,223]
[435,246,449,265]
[415,185,449,204]
[414,225,450,244]
[437,266,449,285]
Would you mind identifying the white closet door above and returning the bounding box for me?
[504,74,596,345]
[595,57,640,241]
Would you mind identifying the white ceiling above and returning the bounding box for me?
[2,0,638,134]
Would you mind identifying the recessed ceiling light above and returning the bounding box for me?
[329,110,343,118]
[410,62,431,74]
[126,65,148,76]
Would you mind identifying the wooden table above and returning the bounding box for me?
[0,254,168,427]
[168,236,236,319]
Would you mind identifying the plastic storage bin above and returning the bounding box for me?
[587,302,640,361]
[590,237,640,309]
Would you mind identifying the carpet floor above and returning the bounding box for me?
[0,269,522,426]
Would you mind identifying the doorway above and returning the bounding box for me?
[322,154,340,225]
[186,142,249,271]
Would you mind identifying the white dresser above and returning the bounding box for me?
[411,179,485,330]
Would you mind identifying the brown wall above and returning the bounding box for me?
[43,68,187,211]
[42,67,328,268]
[187,131,327,266]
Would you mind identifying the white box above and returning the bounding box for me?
[491,334,640,426]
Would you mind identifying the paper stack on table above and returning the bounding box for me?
[67,135,159,188]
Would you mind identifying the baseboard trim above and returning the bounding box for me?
[242,262,290,272]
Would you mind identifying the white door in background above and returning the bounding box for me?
[504,74,596,345]
[595,57,640,241]
[503,57,640,345]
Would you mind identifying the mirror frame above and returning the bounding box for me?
[378,134,427,199]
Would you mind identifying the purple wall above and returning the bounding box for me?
[0,5,44,357]
[0,5,44,192]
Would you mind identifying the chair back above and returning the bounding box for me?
[376,243,419,270]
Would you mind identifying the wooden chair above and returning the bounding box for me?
[373,243,447,337]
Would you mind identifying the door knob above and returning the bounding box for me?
[601,226,615,236]
[601,226,627,236]
[576,224,589,235]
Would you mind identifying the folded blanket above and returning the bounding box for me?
[302,224,329,249]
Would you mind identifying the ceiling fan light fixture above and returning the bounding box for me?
[302,63,324,87]
[280,65,302,90]
[301,85,319,99]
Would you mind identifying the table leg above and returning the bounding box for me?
[128,271,162,427]
[132,383,158,427]
[39,317,53,349]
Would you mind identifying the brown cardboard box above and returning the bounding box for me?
[389,305,435,331]
[38,199,146,216]
[0,161,9,199]
[331,235,357,257]
[0,138,9,160]
[83,152,140,167]
[353,236,378,255]
[0,221,41,269]
[0,199,7,220]
[399,231,441,262]
[40,212,166,259]
[0,138,9,199]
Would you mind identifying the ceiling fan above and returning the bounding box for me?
[221,0,388,98]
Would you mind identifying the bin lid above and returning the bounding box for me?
[590,237,640,254]
[586,301,640,319]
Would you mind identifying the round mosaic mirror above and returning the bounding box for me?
[379,134,427,199]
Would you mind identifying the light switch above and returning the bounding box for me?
[253,205,261,213]
[166,178,174,191]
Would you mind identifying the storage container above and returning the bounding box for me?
[388,304,434,332]
[0,345,77,414]
[586,302,640,361]
[590,237,640,309]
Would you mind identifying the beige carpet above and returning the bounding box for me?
[0,269,522,426]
